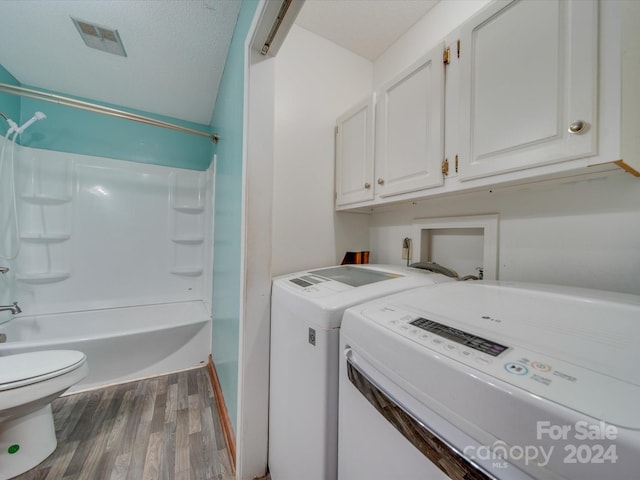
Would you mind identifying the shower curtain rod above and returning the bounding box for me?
[0,83,219,144]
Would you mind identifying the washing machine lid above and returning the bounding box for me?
[276,264,451,297]
[273,265,452,329]
[307,265,400,287]
[0,350,87,391]
[346,281,640,428]
[391,281,640,387]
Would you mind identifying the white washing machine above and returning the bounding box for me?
[338,281,640,480]
[268,264,453,480]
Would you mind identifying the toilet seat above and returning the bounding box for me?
[0,350,87,391]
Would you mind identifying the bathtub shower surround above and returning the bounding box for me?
[0,144,214,390]
[12,146,213,315]
[0,111,47,263]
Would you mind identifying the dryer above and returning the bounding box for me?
[268,264,452,480]
[338,281,640,480]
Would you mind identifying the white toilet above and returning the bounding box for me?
[0,350,88,479]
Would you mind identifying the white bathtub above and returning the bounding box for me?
[0,301,212,393]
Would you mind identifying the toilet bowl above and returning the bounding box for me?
[0,350,88,479]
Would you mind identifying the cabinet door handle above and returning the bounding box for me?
[377,178,385,185]
[568,120,588,134]
[364,182,371,189]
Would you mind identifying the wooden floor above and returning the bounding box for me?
[14,367,234,480]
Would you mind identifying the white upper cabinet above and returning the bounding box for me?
[335,96,375,206]
[334,0,638,211]
[458,0,598,180]
[599,0,640,177]
[375,43,445,197]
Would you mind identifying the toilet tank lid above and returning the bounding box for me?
[0,350,86,390]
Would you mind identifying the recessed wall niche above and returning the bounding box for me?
[411,214,499,280]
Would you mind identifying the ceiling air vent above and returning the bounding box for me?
[71,17,127,57]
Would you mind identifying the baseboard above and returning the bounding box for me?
[207,354,236,475]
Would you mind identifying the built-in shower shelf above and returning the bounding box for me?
[20,193,72,205]
[170,267,203,277]
[172,205,204,214]
[20,233,71,243]
[171,235,204,245]
[16,272,71,284]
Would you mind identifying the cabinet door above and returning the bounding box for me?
[375,44,445,197]
[335,95,375,206]
[458,0,598,180]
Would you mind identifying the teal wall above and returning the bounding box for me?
[210,0,259,434]
[0,66,212,170]
[0,66,20,130]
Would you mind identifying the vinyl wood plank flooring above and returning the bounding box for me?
[14,367,234,480]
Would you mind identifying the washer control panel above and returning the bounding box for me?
[360,303,640,429]
[410,317,509,357]
[386,312,504,368]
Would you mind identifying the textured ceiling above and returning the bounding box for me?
[0,1,439,127]
[0,0,241,125]
[295,0,438,61]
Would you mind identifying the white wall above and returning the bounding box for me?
[272,25,372,276]
[373,0,490,88]
[236,43,275,480]
[270,3,496,277]
[370,171,640,295]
